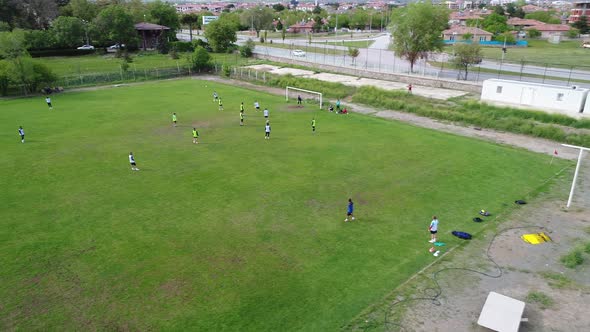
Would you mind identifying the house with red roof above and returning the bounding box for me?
[442,26,493,42]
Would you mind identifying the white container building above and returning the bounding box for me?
[480,79,589,118]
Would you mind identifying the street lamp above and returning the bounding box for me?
[81,19,89,45]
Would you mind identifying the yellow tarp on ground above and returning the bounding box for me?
[521,232,552,244]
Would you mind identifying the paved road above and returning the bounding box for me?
[177,31,590,88]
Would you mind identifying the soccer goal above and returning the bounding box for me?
[286,86,323,109]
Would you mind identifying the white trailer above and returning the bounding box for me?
[480,79,589,118]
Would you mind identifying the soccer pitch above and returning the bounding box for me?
[0,79,568,330]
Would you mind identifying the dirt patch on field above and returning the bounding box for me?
[346,163,590,331]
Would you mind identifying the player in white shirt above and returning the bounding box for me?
[263,108,269,119]
[129,152,139,171]
[254,101,260,111]
[265,122,271,139]
[45,96,53,110]
[428,216,439,243]
[18,126,25,143]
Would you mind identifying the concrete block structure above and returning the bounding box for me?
[481,79,589,118]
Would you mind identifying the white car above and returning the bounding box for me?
[292,49,306,57]
[77,45,95,50]
[107,43,125,50]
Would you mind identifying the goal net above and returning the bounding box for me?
[286,86,323,109]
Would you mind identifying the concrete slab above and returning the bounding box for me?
[245,64,280,72]
[271,67,316,76]
[244,65,468,100]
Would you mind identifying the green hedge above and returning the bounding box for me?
[352,86,590,147]
[170,41,194,53]
[30,49,97,58]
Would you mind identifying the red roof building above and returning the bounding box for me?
[569,1,590,23]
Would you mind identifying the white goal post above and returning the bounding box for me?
[286,86,323,109]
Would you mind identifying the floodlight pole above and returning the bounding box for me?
[561,143,590,208]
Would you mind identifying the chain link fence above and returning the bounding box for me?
[255,41,590,89]
[2,59,244,97]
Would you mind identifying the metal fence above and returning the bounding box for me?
[254,41,590,88]
[2,60,243,97]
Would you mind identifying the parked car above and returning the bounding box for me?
[107,43,125,50]
[292,49,306,57]
[77,45,95,50]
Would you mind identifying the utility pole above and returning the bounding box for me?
[501,34,507,62]
[82,19,89,45]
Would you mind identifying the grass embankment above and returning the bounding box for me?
[443,40,590,68]
[0,78,567,330]
[351,86,590,147]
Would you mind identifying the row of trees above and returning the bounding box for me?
[0,30,56,95]
[1,0,180,50]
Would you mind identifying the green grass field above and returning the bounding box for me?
[444,39,590,67]
[33,52,249,77]
[0,79,568,330]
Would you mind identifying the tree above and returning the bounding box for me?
[525,11,561,24]
[149,0,180,40]
[0,59,11,95]
[390,2,449,72]
[462,33,473,41]
[527,28,541,38]
[188,46,211,71]
[240,6,274,37]
[272,4,285,12]
[506,3,516,17]
[204,18,237,52]
[351,8,369,30]
[482,13,508,34]
[125,0,148,23]
[12,0,59,29]
[0,0,20,29]
[566,28,580,38]
[493,5,505,16]
[0,21,9,32]
[24,29,56,50]
[0,29,28,59]
[452,43,482,80]
[281,26,286,41]
[276,19,283,31]
[493,31,516,44]
[572,15,589,34]
[181,13,200,41]
[312,5,322,15]
[313,16,323,33]
[9,55,56,95]
[514,8,525,19]
[66,0,98,22]
[240,38,255,57]
[348,47,359,65]
[93,5,137,46]
[51,16,85,48]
